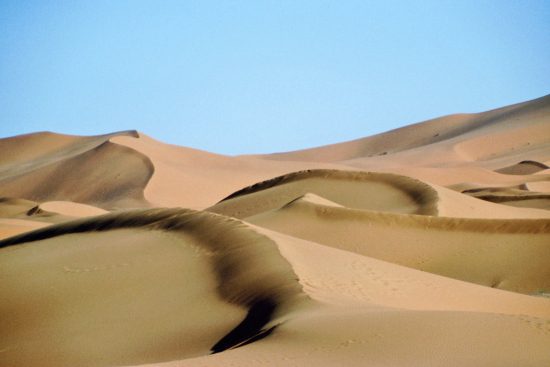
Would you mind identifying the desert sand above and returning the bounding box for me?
[1,95,549,366]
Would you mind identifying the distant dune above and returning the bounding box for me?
[1,95,549,366]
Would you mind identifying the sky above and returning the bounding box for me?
[1,1,549,155]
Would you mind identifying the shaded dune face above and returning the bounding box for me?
[0,95,549,367]
[209,169,439,218]
[210,170,550,294]
[459,160,550,210]
[248,200,550,294]
[462,189,550,210]
[0,130,138,176]
[0,208,306,367]
[0,131,153,209]
[495,160,549,175]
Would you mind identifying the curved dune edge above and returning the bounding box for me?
[285,193,343,208]
[265,228,550,316]
[466,193,550,211]
[254,194,550,233]
[452,177,550,212]
[110,133,249,209]
[432,184,550,218]
[0,95,548,367]
[210,169,440,218]
[452,172,550,194]
[495,160,549,175]
[132,226,550,367]
[0,130,139,179]
[246,196,550,294]
[0,208,308,366]
[210,169,549,220]
[111,133,350,209]
[0,131,154,209]
[142,308,550,367]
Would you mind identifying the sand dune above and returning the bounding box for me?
[158,309,550,367]
[0,131,152,209]
[495,160,549,175]
[0,208,306,366]
[461,186,550,210]
[249,95,550,200]
[208,170,439,218]
[111,134,343,209]
[254,94,550,163]
[1,95,549,366]
[209,169,550,219]
[1,209,549,367]
[246,194,550,293]
[138,227,550,367]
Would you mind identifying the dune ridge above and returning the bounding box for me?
[0,131,153,209]
[210,168,550,219]
[255,94,550,163]
[247,195,550,293]
[0,207,306,310]
[210,169,439,218]
[110,133,347,209]
[1,95,550,366]
[132,225,550,367]
[0,208,308,366]
[495,160,549,175]
[0,130,138,176]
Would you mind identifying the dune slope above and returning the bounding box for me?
[209,169,439,218]
[0,208,306,367]
[256,94,550,165]
[0,131,153,209]
[136,229,550,367]
[1,95,549,367]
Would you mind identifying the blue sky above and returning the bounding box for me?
[1,1,549,155]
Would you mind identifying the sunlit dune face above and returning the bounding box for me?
[0,229,243,366]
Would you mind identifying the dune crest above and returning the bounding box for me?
[210,169,439,218]
[1,95,549,366]
[0,208,307,366]
[255,94,550,162]
[248,194,550,293]
[0,131,153,209]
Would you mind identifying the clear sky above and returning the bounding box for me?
[1,1,549,155]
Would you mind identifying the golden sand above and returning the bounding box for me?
[1,96,549,366]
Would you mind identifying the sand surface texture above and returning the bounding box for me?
[1,95,549,366]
